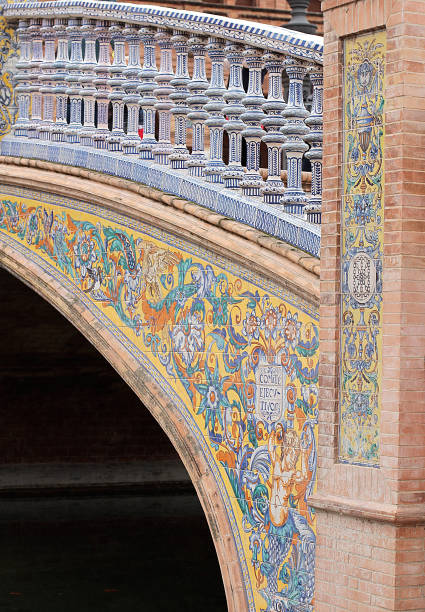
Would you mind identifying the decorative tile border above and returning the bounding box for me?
[0,136,321,257]
[339,30,386,467]
[1,182,319,317]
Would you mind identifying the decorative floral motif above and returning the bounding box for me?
[243,309,261,342]
[341,31,386,466]
[73,231,97,280]
[0,191,319,612]
[282,311,302,351]
[171,310,204,367]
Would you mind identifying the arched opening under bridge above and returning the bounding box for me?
[0,265,227,612]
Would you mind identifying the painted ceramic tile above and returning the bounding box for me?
[0,187,319,611]
[0,13,18,139]
[340,30,386,466]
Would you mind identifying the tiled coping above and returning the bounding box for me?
[0,136,321,258]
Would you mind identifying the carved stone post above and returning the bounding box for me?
[222,43,245,189]
[138,27,158,160]
[261,52,286,204]
[108,22,126,152]
[153,29,174,165]
[240,47,266,197]
[204,37,226,183]
[38,18,55,141]
[122,25,142,155]
[51,18,69,143]
[187,36,209,177]
[65,18,84,143]
[93,20,111,150]
[281,58,309,213]
[286,0,317,35]
[79,18,97,147]
[304,67,323,223]
[27,19,43,139]
[13,19,31,137]
[169,30,190,169]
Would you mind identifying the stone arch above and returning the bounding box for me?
[0,240,245,612]
[0,164,320,611]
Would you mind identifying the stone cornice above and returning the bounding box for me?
[0,157,320,305]
[309,493,425,525]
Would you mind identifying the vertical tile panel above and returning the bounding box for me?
[339,30,386,466]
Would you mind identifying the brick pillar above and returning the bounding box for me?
[311,1,425,610]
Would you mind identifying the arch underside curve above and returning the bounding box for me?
[0,178,319,612]
[0,229,249,611]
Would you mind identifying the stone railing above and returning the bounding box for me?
[1,1,323,256]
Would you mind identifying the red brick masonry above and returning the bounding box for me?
[312,0,425,610]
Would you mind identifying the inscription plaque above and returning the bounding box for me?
[255,364,285,425]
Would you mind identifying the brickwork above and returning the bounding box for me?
[313,0,425,609]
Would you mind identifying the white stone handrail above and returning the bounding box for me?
[1,1,323,256]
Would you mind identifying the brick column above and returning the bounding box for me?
[311,1,425,610]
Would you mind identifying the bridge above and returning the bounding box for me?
[0,1,423,611]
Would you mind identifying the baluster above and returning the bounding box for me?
[27,19,43,139]
[304,67,323,224]
[153,29,174,165]
[65,18,83,144]
[38,19,55,141]
[222,43,245,189]
[281,58,309,213]
[13,19,31,137]
[51,18,68,143]
[204,37,226,183]
[240,47,266,197]
[187,36,209,177]
[108,22,126,152]
[93,20,111,150]
[169,30,190,169]
[138,27,158,160]
[261,52,286,204]
[79,18,97,147]
[122,25,142,155]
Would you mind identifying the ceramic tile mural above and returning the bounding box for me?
[0,12,17,138]
[0,187,319,611]
[340,30,386,466]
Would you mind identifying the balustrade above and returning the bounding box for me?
[38,18,55,141]
[222,43,245,189]
[65,18,84,143]
[169,30,190,170]
[187,35,209,178]
[240,46,266,197]
[27,18,43,139]
[122,25,142,154]
[108,22,126,152]
[93,20,111,149]
[138,27,158,160]
[13,19,31,137]
[5,0,324,235]
[79,19,97,147]
[51,18,68,142]
[153,28,174,164]
[204,37,226,183]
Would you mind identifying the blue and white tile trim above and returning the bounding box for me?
[4,1,323,64]
[0,135,321,257]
